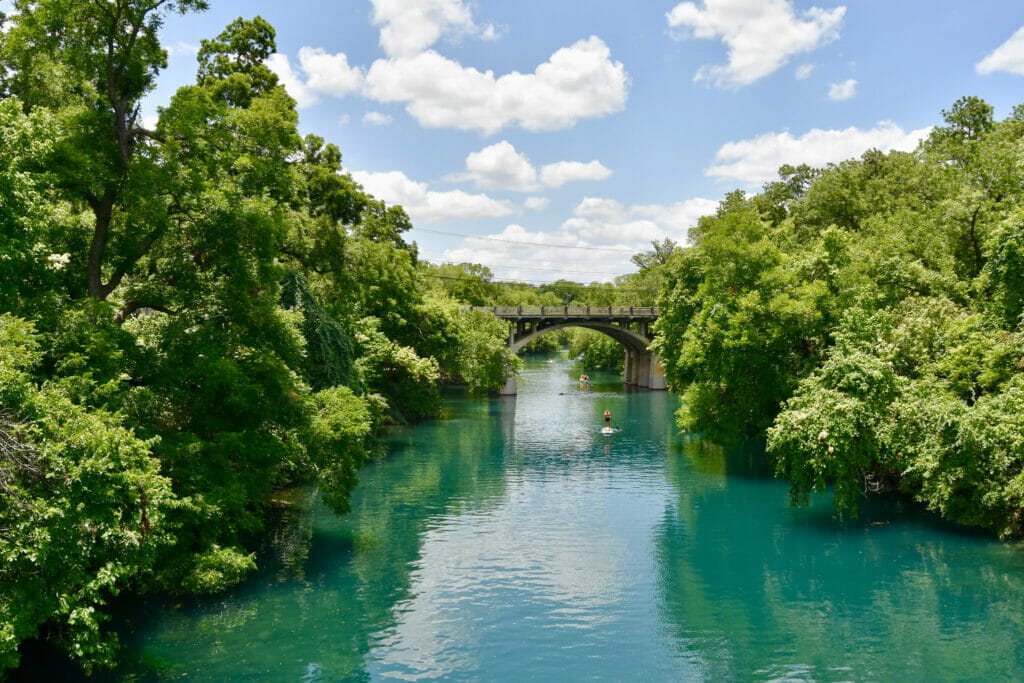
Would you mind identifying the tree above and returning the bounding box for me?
[0,0,209,302]
[0,315,176,672]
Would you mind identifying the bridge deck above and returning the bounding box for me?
[466,305,658,320]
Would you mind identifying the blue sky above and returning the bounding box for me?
[9,1,1024,283]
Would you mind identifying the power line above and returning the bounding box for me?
[411,227,639,253]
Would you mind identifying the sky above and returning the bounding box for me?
[8,0,1024,285]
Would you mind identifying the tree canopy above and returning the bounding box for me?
[654,96,1024,539]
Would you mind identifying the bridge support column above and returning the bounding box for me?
[648,353,667,390]
[498,374,517,395]
[637,352,652,388]
[623,350,667,390]
[623,349,637,385]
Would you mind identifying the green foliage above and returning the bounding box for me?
[568,329,624,371]
[888,377,1024,539]
[769,347,902,513]
[355,317,440,421]
[0,97,59,316]
[450,308,521,392]
[658,97,1024,537]
[179,545,256,595]
[983,208,1024,328]
[422,262,499,305]
[0,315,176,672]
[0,5,546,674]
[280,271,356,390]
[654,194,830,439]
[302,386,374,515]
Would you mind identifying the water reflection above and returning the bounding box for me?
[655,438,1024,680]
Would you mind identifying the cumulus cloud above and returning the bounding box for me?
[706,121,932,186]
[976,25,1024,76]
[828,78,857,101]
[540,160,612,188]
[438,196,718,282]
[351,169,515,224]
[631,198,721,232]
[370,0,496,58]
[364,36,628,134]
[795,63,815,80]
[524,197,551,211]
[270,1,625,131]
[564,196,716,246]
[363,111,394,125]
[267,47,363,108]
[667,0,845,88]
[440,224,617,282]
[448,141,612,192]
[450,141,540,191]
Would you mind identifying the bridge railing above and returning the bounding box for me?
[466,305,659,318]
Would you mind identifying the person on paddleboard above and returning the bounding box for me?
[604,409,611,426]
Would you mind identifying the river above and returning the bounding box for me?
[46,352,1024,680]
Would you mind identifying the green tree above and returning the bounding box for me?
[0,0,209,302]
[0,315,176,672]
[568,329,624,371]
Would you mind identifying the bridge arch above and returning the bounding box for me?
[464,306,667,395]
[508,321,650,355]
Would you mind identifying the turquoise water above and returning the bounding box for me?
[64,354,1024,679]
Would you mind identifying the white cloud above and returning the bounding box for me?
[267,48,364,108]
[436,196,717,282]
[299,47,365,96]
[363,111,394,125]
[352,169,515,224]
[441,224,622,283]
[667,0,845,88]
[976,25,1024,76]
[828,78,857,101]
[166,41,200,57]
[539,160,612,188]
[370,0,496,58]
[524,197,551,211]
[631,198,721,232]
[563,196,714,246]
[480,24,500,42]
[364,36,628,134]
[795,63,815,80]
[450,141,540,191]
[448,141,612,192]
[706,121,933,186]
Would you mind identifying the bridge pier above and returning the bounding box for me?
[499,374,517,396]
[623,350,667,390]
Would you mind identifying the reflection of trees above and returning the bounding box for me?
[656,439,1024,679]
[118,393,513,680]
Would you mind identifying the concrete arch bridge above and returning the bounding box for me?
[466,306,667,395]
